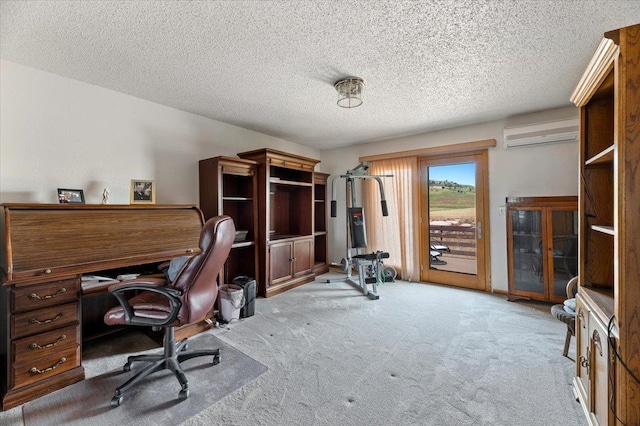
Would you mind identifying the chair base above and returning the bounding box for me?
[551,304,576,357]
[562,328,572,358]
[111,327,220,407]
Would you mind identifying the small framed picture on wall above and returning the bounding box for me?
[130,180,155,204]
[57,188,85,204]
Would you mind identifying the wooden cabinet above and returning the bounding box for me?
[506,196,578,303]
[238,148,320,297]
[313,172,329,275]
[269,237,313,285]
[199,156,259,286]
[571,23,640,426]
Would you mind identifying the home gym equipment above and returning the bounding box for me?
[327,163,396,299]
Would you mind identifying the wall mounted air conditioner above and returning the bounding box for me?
[503,118,579,149]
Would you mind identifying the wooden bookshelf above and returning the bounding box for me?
[571,23,640,426]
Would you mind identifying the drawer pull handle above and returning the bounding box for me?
[29,334,67,350]
[29,287,67,300]
[29,312,64,325]
[29,357,67,375]
[577,308,586,328]
[592,329,603,356]
[186,249,194,254]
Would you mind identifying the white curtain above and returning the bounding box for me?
[362,157,419,281]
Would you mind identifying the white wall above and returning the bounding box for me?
[0,60,319,205]
[320,106,579,292]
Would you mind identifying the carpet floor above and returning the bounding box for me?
[189,277,584,426]
[1,276,584,425]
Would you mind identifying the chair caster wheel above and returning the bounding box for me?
[213,354,220,365]
[111,395,123,407]
[123,363,131,372]
[179,389,189,400]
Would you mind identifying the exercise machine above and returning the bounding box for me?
[326,163,396,299]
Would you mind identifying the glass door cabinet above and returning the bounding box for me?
[506,196,578,303]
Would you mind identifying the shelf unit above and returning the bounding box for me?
[313,172,329,275]
[238,148,321,297]
[199,156,259,286]
[506,196,578,303]
[571,24,640,426]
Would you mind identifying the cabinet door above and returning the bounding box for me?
[548,209,578,302]
[508,207,545,298]
[575,295,590,405]
[589,317,612,426]
[293,239,313,278]
[269,242,293,285]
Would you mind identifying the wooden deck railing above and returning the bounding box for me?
[429,225,476,258]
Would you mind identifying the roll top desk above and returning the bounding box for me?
[0,204,204,410]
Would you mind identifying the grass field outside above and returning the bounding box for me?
[429,186,476,224]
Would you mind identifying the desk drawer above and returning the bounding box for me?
[11,278,79,313]
[12,345,80,389]
[12,324,80,364]
[11,302,79,340]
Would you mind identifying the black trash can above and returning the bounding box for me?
[232,276,256,318]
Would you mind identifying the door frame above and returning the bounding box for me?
[418,150,491,291]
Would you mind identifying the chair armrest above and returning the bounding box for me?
[107,279,183,327]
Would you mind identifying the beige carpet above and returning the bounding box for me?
[1,275,584,425]
[190,276,584,425]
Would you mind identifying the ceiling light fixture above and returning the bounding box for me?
[334,77,365,108]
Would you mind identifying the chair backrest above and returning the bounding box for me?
[171,215,235,325]
[566,276,579,299]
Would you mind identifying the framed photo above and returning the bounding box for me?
[130,180,156,204]
[57,188,85,204]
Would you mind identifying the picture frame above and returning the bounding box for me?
[57,188,85,204]
[130,180,156,204]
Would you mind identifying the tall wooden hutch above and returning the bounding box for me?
[570,23,640,425]
[237,149,323,297]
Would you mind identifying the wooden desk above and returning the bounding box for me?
[0,204,205,410]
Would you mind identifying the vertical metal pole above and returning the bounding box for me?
[345,178,353,280]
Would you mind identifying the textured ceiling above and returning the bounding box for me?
[1,1,639,150]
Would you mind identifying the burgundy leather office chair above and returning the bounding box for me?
[104,215,235,407]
